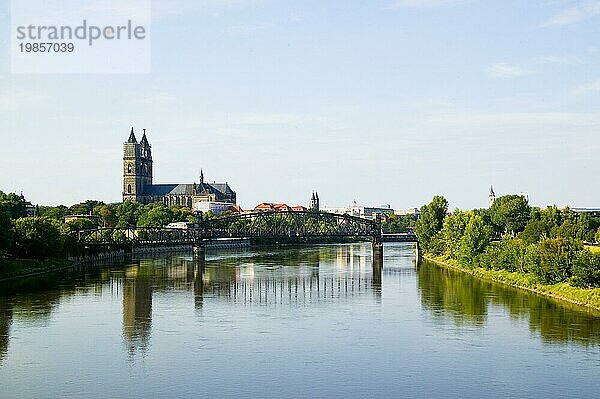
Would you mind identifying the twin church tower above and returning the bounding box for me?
[122,127,236,207]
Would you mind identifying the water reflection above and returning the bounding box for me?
[2,244,600,367]
[0,299,11,363]
[115,244,379,353]
[417,259,600,345]
[122,266,153,355]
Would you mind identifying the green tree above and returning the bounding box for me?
[94,204,118,227]
[571,250,600,288]
[66,218,98,231]
[520,218,549,245]
[203,211,217,221]
[0,204,14,255]
[458,215,492,265]
[0,191,27,220]
[138,202,174,227]
[382,213,417,234]
[38,205,70,221]
[490,195,531,235]
[525,238,582,284]
[480,237,527,272]
[69,200,103,215]
[596,228,600,244]
[116,201,144,227]
[170,205,195,223]
[415,195,448,253]
[12,217,64,258]
[440,209,471,259]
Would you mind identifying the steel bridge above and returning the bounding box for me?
[77,211,383,250]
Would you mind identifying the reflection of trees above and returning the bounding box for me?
[0,299,12,363]
[417,260,600,345]
[417,260,487,326]
[486,282,600,345]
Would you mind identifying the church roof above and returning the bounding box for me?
[144,182,233,197]
[210,183,234,195]
[145,184,192,196]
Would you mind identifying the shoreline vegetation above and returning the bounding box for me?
[423,254,600,311]
[416,195,600,313]
[0,258,72,282]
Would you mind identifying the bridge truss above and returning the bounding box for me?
[76,211,381,248]
[202,211,380,240]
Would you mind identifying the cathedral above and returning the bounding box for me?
[122,128,236,207]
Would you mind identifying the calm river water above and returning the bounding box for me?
[1,243,600,398]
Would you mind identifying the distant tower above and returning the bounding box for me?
[310,191,320,211]
[489,186,496,208]
[123,127,153,203]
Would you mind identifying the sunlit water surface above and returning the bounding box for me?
[1,243,600,398]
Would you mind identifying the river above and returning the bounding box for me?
[1,243,599,398]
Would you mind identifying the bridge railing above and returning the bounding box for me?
[77,227,198,246]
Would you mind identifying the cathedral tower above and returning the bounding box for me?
[123,127,153,202]
[310,191,320,211]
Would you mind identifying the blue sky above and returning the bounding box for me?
[0,0,599,210]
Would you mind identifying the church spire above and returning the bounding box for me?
[200,169,204,184]
[140,128,149,146]
[128,127,137,143]
[489,185,496,208]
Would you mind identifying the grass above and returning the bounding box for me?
[424,254,600,311]
[586,245,600,254]
[0,258,72,282]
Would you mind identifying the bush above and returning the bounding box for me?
[571,250,600,288]
[12,217,64,259]
[525,238,582,284]
[481,237,526,272]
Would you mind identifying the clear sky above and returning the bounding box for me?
[0,0,599,210]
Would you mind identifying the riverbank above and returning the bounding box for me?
[424,255,600,311]
[0,258,73,282]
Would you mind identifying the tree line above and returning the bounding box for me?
[415,195,600,288]
[0,193,202,260]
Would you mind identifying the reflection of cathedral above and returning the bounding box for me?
[122,267,153,354]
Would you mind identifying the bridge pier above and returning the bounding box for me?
[371,240,383,268]
[193,242,206,261]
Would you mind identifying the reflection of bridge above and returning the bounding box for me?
[76,211,387,263]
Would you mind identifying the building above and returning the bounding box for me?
[322,202,394,220]
[19,193,36,216]
[122,128,236,207]
[570,208,600,217]
[195,201,237,215]
[394,207,421,218]
[253,202,308,213]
